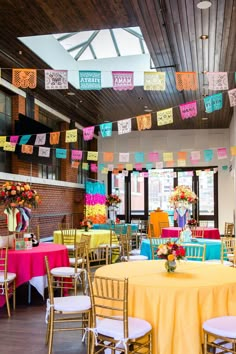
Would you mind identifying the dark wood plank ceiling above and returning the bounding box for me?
[0,0,235,130]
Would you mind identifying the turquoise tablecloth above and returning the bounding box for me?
[93,223,138,233]
[141,238,221,260]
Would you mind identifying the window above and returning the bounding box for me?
[0,90,12,172]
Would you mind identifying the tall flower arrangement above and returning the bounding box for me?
[105,194,121,207]
[169,185,197,206]
[0,181,41,210]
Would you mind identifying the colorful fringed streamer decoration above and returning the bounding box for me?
[179,101,197,119]
[85,180,107,224]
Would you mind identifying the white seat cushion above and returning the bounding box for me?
[129,249,141,255]
[47,295,91,312]
[97,316,152,340]
[50,267,83,277]
[125,255,148,261]
[0,272,16,282]
[65,245,75,250]
[99,243,119,249]
[203,316,236,338]
[205,260,233,266]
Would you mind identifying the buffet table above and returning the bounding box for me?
[162,227,220,239]
[0,243,69,307]
[140,238,221,260]
[95,261,236,354]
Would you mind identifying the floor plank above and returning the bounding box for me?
[0,284,87,354]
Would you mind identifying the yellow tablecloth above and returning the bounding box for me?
[95,260,236,354]
[53,229,117,249]
[149,211,169,237]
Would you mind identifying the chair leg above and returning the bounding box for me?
[48,310,54,354]
[5,283,11,317]
[13,280,16,310]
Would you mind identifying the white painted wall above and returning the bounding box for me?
[98,128,234,234]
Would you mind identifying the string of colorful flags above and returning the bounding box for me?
[0,69,236,174]
[4,68,235,93]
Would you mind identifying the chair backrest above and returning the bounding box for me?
[44,255,54,305]
[61,229,76,245]
[0,246,8,280]
[58,222,71,230]
[114,224,126,236]
[80,233,91,248]
[191,227,205,238]
[74,241,88,273]
[88,273,129,338]
[139,219,148,234]
[184,244,206,261]
[149,223,155,237]
[119,234,131,261]
[224,222,234,237]
[220,237,236,263]
[150,237,165,260]
[86,245,109,271]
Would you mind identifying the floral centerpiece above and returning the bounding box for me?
[169,185,197,206]
[187,218,198,227]
[105,194,121,207]
[157,241,186,272]
[0,181,41,210]
[80,218,93,232]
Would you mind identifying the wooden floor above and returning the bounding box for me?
[0,284,88,354]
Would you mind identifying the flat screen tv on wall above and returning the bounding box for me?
[14,113,53,165]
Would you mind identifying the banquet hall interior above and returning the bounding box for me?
[0,0,236,354]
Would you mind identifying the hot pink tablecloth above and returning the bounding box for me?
[0,243,69,307]
[162,227,220,239]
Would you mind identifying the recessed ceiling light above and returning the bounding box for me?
[144,109,153,113]
[202,117,208,120]
[197,1,212,10]
[200,35,209,40]
[67,92,75,96]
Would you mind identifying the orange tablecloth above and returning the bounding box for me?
[148,211,169,237]
[95,261,236,354]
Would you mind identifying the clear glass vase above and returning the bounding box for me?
[165,260,177,273]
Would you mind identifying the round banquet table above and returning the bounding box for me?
[53,229,118,249]
[95,260,236,354]
[162,227,220,239]
[140,238,221,260]
[0,243,69,308]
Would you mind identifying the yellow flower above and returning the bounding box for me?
[168,254,175,261]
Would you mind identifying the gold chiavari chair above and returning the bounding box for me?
[224,222,234,237]
[119,234,148,261]
[99,229,120,264]
[49,241,88,296]
[149,237,166,260]
[0,246,16,317]
[44,255,91,354]
[191,227,205,238]
[183,244,206,261]
[87,273,152,354]
[61,229,77,259]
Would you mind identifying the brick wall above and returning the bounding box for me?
[0,180,85,238]
[0,94,91,239]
